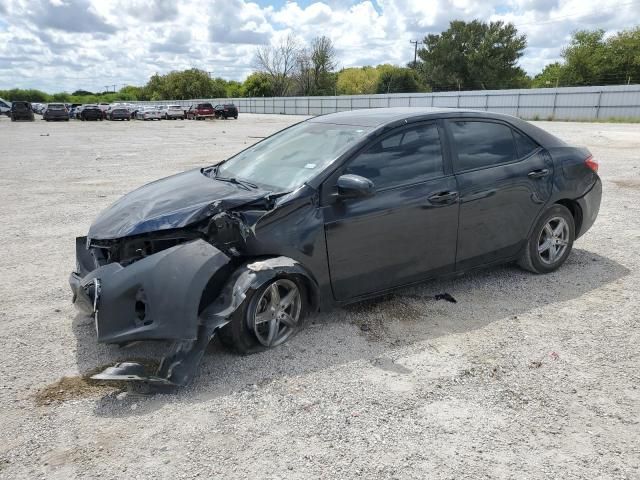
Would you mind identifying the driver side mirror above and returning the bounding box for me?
[336,174,375,199]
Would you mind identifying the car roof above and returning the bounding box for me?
[309,107,566,148]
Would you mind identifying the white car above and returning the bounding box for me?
[136,107,162,121]
[0,98,10,116]
[164,105,185,120]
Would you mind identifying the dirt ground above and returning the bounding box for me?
[0,113,638,479]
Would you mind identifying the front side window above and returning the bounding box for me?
[449,121,516,171]
[345,123,444,190]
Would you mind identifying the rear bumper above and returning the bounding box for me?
[69,238,231,344]
[576,177,602,239]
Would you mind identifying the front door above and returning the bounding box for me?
[322,122,459,301]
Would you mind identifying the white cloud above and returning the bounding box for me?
[0,0,638,92]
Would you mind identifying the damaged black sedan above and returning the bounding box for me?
[70,108,601,387]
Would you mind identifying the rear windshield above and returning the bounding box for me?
[48,104,65,110]
[13,102,30,110]
[169,105,181,109]
[224,104,236,108]
[198,103,213,108]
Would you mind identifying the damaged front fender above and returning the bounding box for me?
[86,256,319,389]
[70,239,231,344]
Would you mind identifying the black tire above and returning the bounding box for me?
[518,204,575,274]
[234,116,238,119]
[218,275,309,354]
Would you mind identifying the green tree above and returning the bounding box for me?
[336,67,379,94]
[225,80,244,98]
[531,62,564,88]
[417,20,529,90]
[532,27,640,87]
[51,92,71,102]
[375,65,426,93]
[243,72,275,97]
[0,89,50,102]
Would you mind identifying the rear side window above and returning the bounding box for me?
[514,130,539,158]
[346,123,444,190]
[449,121,516,171]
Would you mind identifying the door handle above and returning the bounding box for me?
[428,191,459,204]
[528,168,550,179]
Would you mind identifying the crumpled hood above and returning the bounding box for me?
[88,169,267,240]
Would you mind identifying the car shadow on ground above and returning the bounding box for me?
[69,248,629,417]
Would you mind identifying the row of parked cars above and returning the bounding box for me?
[0,99,239,122]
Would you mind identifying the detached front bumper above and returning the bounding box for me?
[69,238,230,344]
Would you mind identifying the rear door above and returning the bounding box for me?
[323,121,459,300]
[446,119,553,270]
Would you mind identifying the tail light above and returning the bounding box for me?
[585,155,599,173]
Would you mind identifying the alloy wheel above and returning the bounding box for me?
[250,279,302,347]
[537,216,569,265]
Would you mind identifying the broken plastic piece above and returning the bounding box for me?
[435,293,457,303]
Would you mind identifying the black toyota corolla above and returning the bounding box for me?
[70,108,601,387]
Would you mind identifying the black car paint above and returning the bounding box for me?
[10,101,35,121]
[70,107,601,387]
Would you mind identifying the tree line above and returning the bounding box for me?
[2,22,639,103]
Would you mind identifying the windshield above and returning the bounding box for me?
[48,104,65,110]
[215,121,371,191]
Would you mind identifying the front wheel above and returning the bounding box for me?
[219,277,307,354]
[518,204,575,274]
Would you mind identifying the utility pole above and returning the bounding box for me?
[409,40,423,66]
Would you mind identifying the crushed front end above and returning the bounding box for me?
[69,235,234,387]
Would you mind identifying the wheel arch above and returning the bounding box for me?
[199,255,321,324]
[554,199,583,234]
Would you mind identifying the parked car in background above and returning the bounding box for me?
[32,103,46,115]
[43,103,69,121]
[10,101,35,121]
[73,105,84,119]
[108,107,131,121]
[186,103,214,120]
[214,103,239,119]
[0,98,11,116]
[80,105,103,121]
[164,105,185,119]
[135,107,162,121]
[69,104,82,119]
[98,103,110,119]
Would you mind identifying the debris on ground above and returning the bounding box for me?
[435,293,457,303]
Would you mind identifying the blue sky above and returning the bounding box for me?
[0,0,638,93]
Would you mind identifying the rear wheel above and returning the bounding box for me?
[219,277,307,354]
[518,204,575,274]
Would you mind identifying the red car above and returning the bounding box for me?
[186,103,214,120]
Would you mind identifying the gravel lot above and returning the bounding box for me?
[0,114,638,479]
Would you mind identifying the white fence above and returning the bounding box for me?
[136,85,640,121]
